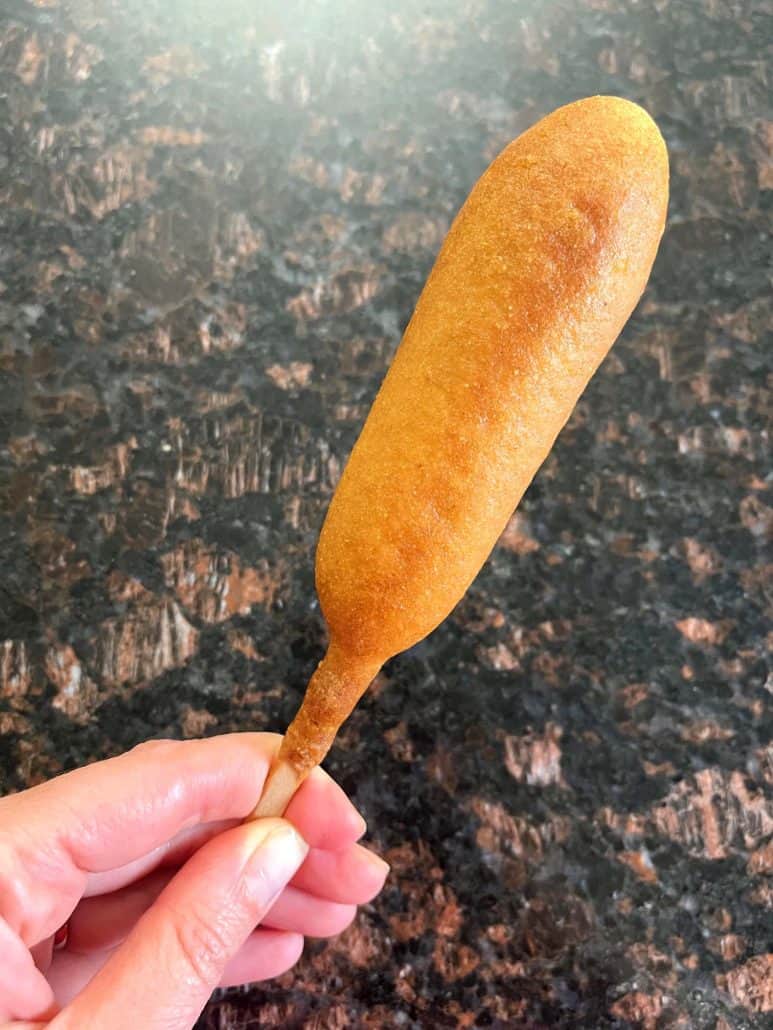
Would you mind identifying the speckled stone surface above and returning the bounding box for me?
[1,0,771,1026]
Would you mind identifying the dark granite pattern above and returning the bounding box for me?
[1,0,771,1026]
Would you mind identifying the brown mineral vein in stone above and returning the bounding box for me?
[62,32,102,82]
[618,849,658,883]
[180,706,218,738]
[712,296,771,345]
[29,386,101,421]
[285,264,382,320]
[286,220,349,274]
[96,597,198,687]
[708,908,734,933]
[383,721,415,763]
[425,743,459,795]
[45,642,99,723]
[283,495,302,530]
[498,511,540,554]
[333,402,369,422]
[626,942,676,987]
[748,840,773,875]
[97,513,116,535]
[740,564,773,608]
[619,682,649,709]
[708,935,747,962]
[265,362,313,390]
[675,617,734,646]
[486,922,511,943]
[194,390,244,413]
[214,212,265,277]
[213,999,344,1030]
[57,144,155,221]
[597,807,649,838]
[15,33,44,84]
[172,411,339,499]
[651,768,773,860]
[12,27,101,86]
[362,1005,420,1029]
[746,882,773,909]
[69,440,136,495]
[679,720,735,744]
[227,630,263,662]
[462,603,506,633]
[34,258,67,289]
[141,46,207,86]
[160,539,283,623]
[534,650,573,686]
[326,918,391,970]
[754,120,773,189]
[432,939,480,982]
[137,127,208,146]
[434,887,463,939]
[680,537,722,582]
[198,309,247,356]
[106,570,153,604]
[0,642,32,699]
[127,302,249,365]
[718,954,773,1014]
[739,495,773,539]
[382,211,448,253]
[389,881,461,944]
[609,991,663,1029]
[0,710,32,737]
[643,759,678,777]
[116,482,170,549]
[503,722,566,787]
[382,840,456,944]
[756,745,773,786]
[677,424,765,461]
[14,737,63,787]
[8,436,48,464]
[487,956,529,981]
[515,618,577,650]
[480,641,520,671]
[28,526,91,591]
[340,167,387,205]
[469,797,571,864]
[689,371,715,404]
[306,1002,351,1030]
[288,153,329,189]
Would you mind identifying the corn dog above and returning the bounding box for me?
[253,96,668,818]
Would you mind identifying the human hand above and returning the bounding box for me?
[0,733,389,1029]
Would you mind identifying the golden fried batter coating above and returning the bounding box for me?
[253,96,668,818]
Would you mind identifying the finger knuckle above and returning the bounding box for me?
[129,739,178,761]
[169,903,230,986]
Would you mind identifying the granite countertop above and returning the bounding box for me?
[1,1,771,1026]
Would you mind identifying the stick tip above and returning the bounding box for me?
[249,759,302,820]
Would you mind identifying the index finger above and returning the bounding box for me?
[0,733,363,945]
[2,734,273,874]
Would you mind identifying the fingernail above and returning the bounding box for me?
[243,821,309,903]
[363,849,390,881]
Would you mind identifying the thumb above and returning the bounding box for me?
[56,818,308,1030]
